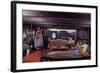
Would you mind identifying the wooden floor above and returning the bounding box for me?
[23,50,49,63]
[23,50,41,63]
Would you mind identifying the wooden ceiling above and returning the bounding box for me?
[23,10,91,29]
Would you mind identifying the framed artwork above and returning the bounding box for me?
[11,1,98,72]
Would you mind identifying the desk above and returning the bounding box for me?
[48,39,69,50]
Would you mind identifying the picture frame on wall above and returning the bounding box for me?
[11,1,98,72]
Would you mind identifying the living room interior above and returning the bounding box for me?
[22,10,91,63]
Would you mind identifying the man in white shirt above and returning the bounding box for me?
[34,30,43,50]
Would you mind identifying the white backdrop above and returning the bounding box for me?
[0,0,99,73]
